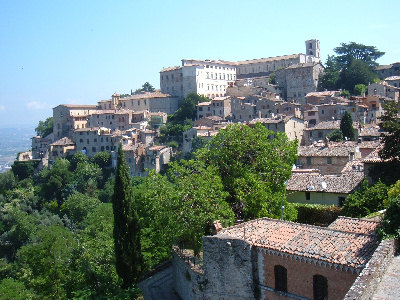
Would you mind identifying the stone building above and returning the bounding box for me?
[231,96,257,122]
[196,97,231,120]
[286,171,364,206]
[49,137,75,162]
[173,216,381,300]
[73,127,126,157]
[375,62,400,79]
[161,40,320,99]
[276,62,324,104]
[248,115,305,142]
[368,82,399,100]
[86,109,132,132]
[303,120,359,146]
[53,104,98,139]
[98,91,181,115]
[31,135,52,159]
[182,126,219,154]
[160,60,237,99]
[385,75,400,88]
[235,39,320,79]
[297,142,361,174]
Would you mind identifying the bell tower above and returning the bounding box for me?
[305,39,320,58]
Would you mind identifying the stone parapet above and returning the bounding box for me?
[344,239,397,300]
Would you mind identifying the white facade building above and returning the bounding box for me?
[160,59,236,99]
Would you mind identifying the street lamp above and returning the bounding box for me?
[282,181,289,220]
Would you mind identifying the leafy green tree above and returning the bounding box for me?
[0,171,17,193]
[378,194,400,240]
[379,101,400,161]
[141,82,155,92]
[73,161,102,196]
[91,151,112,170]
[60,192,100,225]
[0,278,35,300]
[167,160,234,255]
[170,93,209,124]
[269,73,276,84]
[340,111,355,140]
[112,144,142,288]
[15,225,77,299]
[342,180,388,217]
[327,129,344,142]
[0,207,36,260]
[340,59,378,93]
[35,117,53,137]
[340,90,350,98]
[319,55,341,91]
[333,42,385,69]
[68,152,88,171]
[39,158,72,204]
[320,42,384,93]
[70,203,126,298]
[11,161,39,181]
[196,123,298,220]
[354,83,367,96]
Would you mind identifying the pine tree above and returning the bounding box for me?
[340,111,355,140]
[112,143,142,288]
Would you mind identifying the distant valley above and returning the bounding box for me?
[0,127,35,173]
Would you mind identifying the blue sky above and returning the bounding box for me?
[0,0,399,128]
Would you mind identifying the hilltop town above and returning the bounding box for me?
[4,39,400,299]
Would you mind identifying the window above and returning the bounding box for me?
[313,275,328,300]
[327,157,332,164]
[274,265,287,292]
[306,192,311,200]
[338,197,345,207]
[307,157,312,165]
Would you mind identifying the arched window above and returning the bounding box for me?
[274,265,287,292]
[313,275,328,300]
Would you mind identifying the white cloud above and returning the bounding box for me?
[26,101,51,110]
[0,105,5,111]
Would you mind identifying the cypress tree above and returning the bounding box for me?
[112,143,142,288]
[340,111,355,140]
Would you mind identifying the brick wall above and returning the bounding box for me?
[260,249,358,300]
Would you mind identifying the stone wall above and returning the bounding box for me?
[172,247,205,300]
[344,239,396,300]
[202,235,256,300]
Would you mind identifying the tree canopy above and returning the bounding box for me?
[340,111,355,141]
[333,42,385,69]
[35,117,53,137]
[379,101,400,161]
[196,123,298,220]
[319,42,383,94]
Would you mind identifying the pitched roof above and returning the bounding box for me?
[328,217,379,235]
[286,172,364,193]
[218,217,379,269]
[305,120,341,130]
[236,54,300,65]
[50,137,75,146]
[298,144,356,157]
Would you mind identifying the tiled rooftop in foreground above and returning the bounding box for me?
[218,217,379,269]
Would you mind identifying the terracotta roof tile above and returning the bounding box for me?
[286,172,364,193]
[219,218,379,269]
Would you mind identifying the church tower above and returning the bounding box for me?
[305,39,320,58]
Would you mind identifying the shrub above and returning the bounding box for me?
[294,203,342,226]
